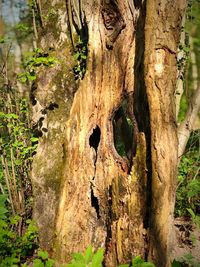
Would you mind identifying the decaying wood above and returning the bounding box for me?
[101,0,126,49]
[31,0,186,266]
[55,1,147,265]
[144,0,187,266]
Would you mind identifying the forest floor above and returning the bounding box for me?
[172,217,200,264]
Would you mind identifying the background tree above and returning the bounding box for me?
[174,0,200,230]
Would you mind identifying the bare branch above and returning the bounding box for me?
[178,86,200,159]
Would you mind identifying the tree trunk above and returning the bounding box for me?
[31,1,186,266]
[144,1,186,266]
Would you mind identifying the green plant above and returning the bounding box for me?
[131,256,155,267]
[0,194,38,266]
[0,97,38,216]
[44,8,57,22]
[17,48,58,83]
[73,37,88,80]
[172,253,200,267]
[14,23,33,41]
[24,250,55,267]
[59,246,156,267]
[175,131,200,223]
[0,36,5,43]
[118,256,155,267]
[0,4,40,266]
[187,208,200,227]
[62,246,104,267]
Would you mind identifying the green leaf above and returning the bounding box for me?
[38,250,49,260]
[0,112,6,117]
[0,207,8,218]
[73,52,80,60]
[15,23,30,32]
[81,54,87,59]
[131,256,155,267]
[132,256,144,265]
[72,252,85,263]
[33,258,44,267]
[27,72,36,81]
[34,48,43,54]
[171,260,182,267]
[141,263,156,267]
[7,123,13,128]
[46,259,55,267]
[15,159,22,166]
[85,245,93,263]
[0,36,5,43]
[19,75,27,83]
[91,248,104,267]
[0,194,8,219]
[31,137,39,142]
[65,264,84,267]
[47,57,57,64]
[10,215,21,225]
[187,208,195,218]
[5,113,18,119]
[117,265,129,267]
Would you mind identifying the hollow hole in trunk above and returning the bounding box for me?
[112,98,135,160]
[90,183,100,219]
[89,125,101,151]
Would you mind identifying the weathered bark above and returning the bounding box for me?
[144,1,186,266]
[175,14,186,119]
[31,0,76,251]
[55,1,148,265]
[31,1,186,266]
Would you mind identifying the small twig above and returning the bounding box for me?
[193,166,200,180]
[10,145,21,213]
[0,43,12,80]
[1,153,15,215]
[0,182,5,194]
[32,7,38,48]
[36,0,44,27]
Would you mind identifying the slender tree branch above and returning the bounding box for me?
[178,85,200,159]
[176,14,186,119]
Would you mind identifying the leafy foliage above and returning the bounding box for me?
[118,256,156,267]
[177,0,200,122]
[14,22,33,41]
[73,37,88,80]
[61,246,104,267]
[0,195,38,267]
[175,131,200,223]
[21,250,55,267]
[172,253,200,267]
[59,247,155,267]
[0,95,38,217]
[18,48,58,83]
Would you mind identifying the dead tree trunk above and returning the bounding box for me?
[144,1,186,266]
[31,1,186,266]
